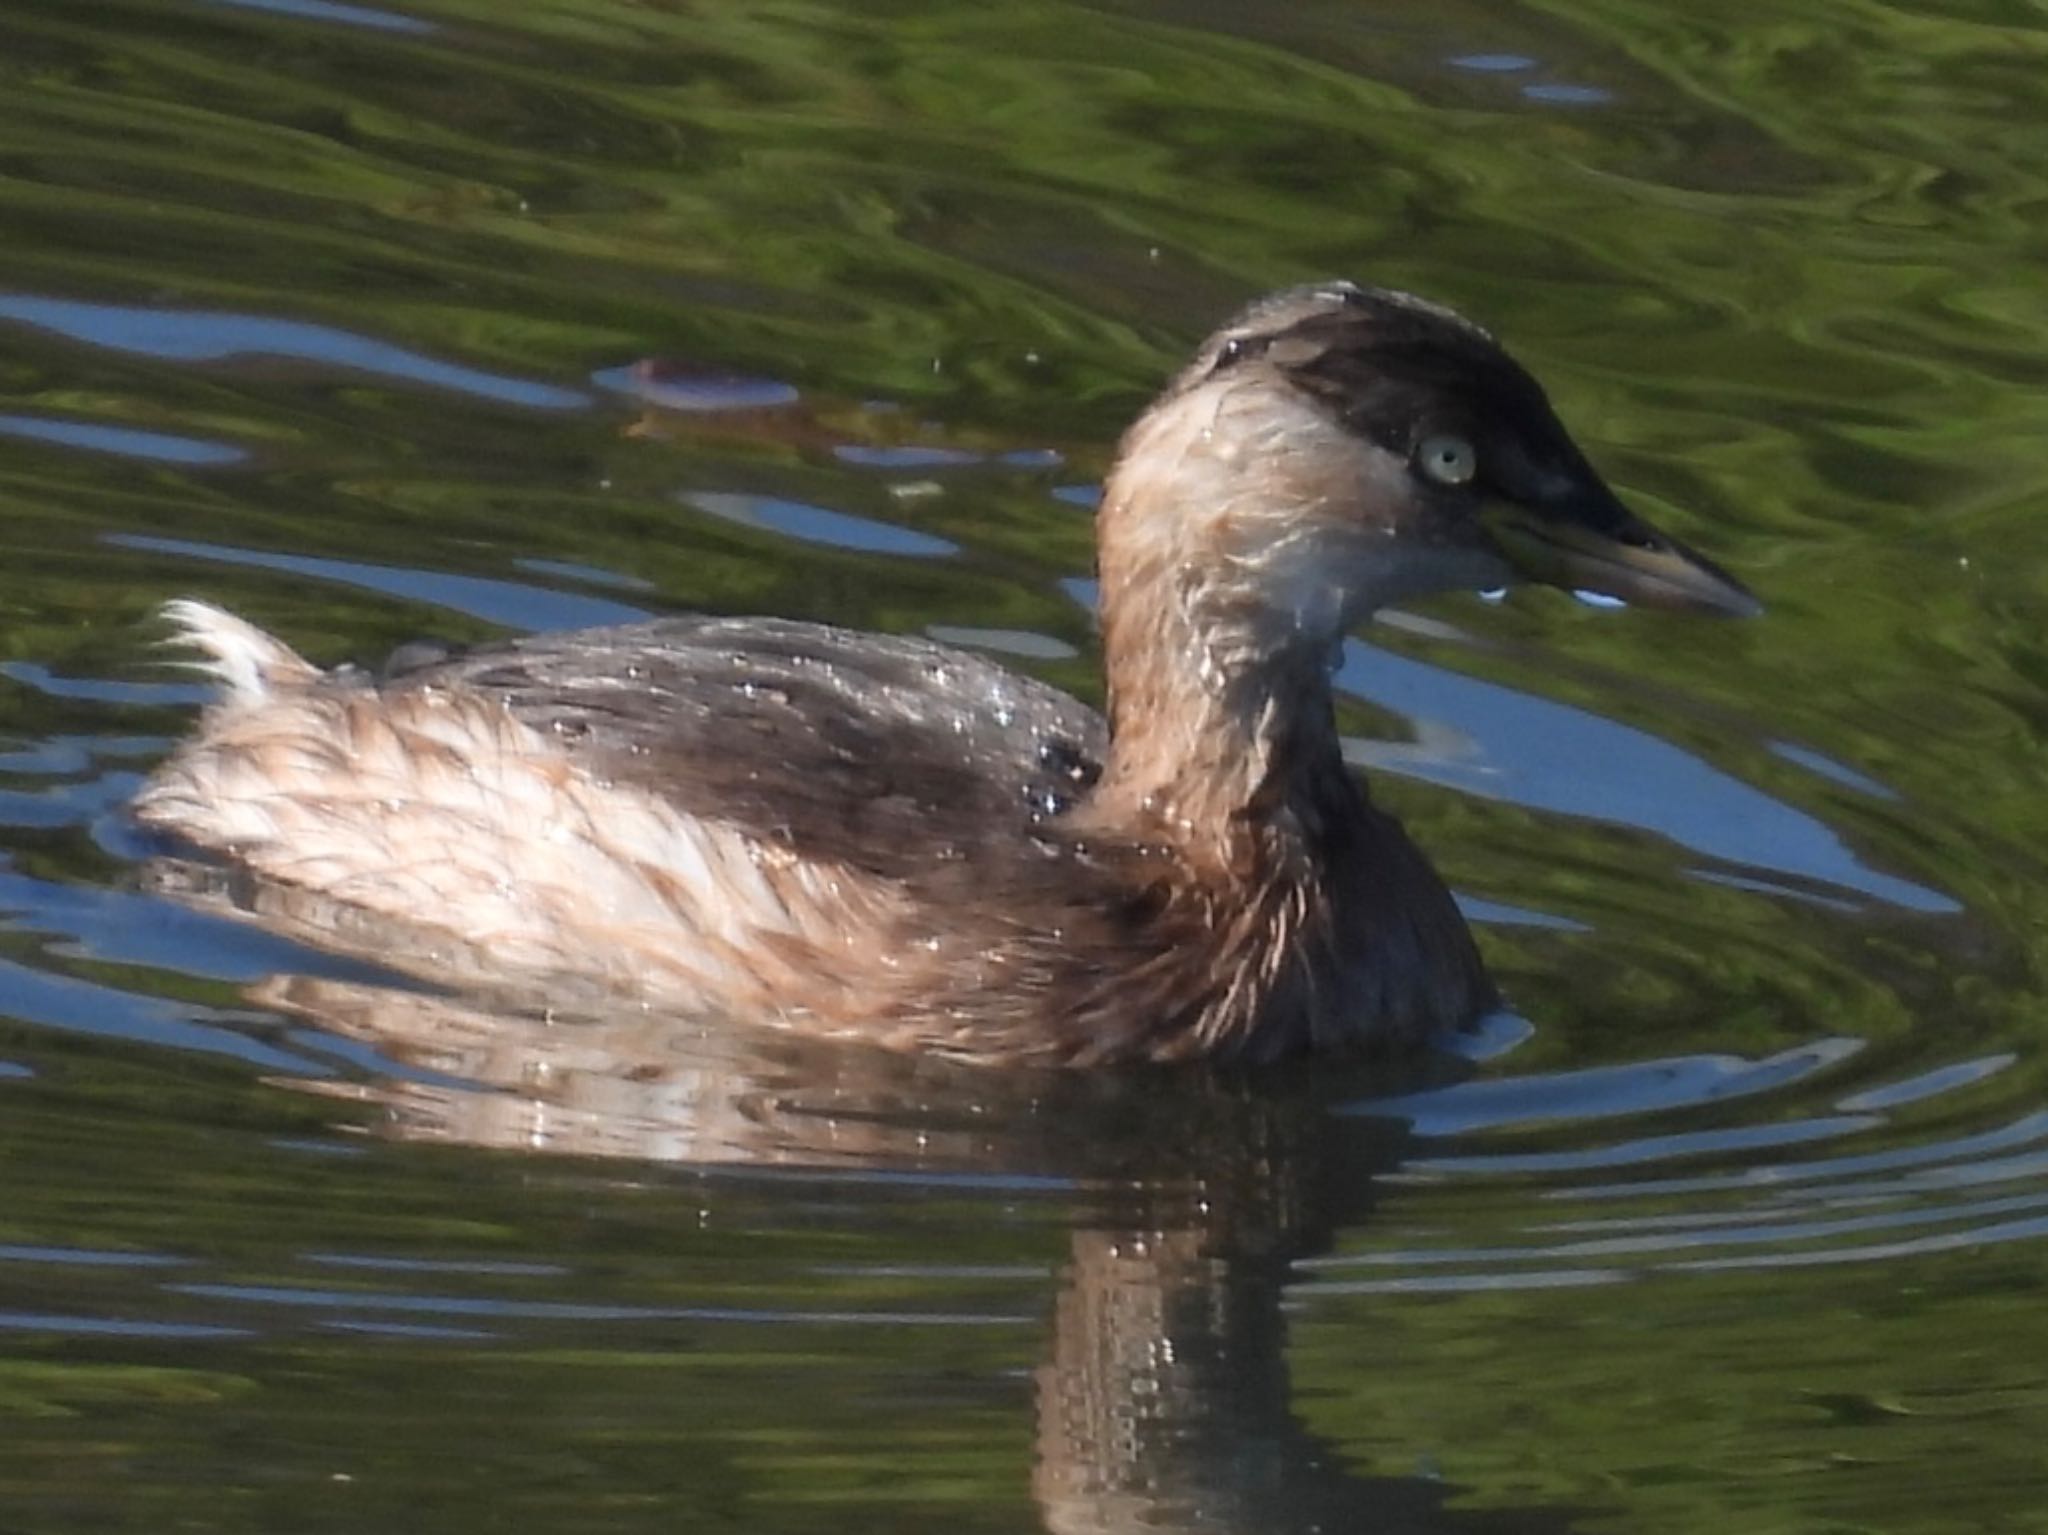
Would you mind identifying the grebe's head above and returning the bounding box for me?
[1098,281,1758,662]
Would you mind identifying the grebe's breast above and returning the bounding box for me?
[393,616,1110,879]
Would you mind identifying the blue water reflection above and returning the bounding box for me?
[682,491,958,558]
[1348,1037,1864,1137]
[0,1312,251,1339]
[201,0,434,33]
[1338,638,1955,912]
[0,663,210,707]
[591,364,798,412]
[109,534,647,632]
[0,413,246,465]
[1768,739,1899,800]
[0,863,393,986]
[833,444,982,469]
[0,295,586,410]
[1522,82,1613,106]
[0,955,323,1073]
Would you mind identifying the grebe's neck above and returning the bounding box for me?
[1084,388,1372,867]
[1095,578,1347,869]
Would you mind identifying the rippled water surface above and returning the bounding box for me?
[4,1,2048,1530]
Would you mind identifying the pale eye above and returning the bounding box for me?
[1417,434,1477,486]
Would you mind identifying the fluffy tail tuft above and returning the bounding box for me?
[159,599,320,706]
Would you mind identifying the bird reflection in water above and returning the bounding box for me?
[242,956,1575,1534]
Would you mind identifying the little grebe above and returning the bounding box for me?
[134,282,1758,1066]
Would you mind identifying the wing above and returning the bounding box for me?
[387,616,1108,883]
